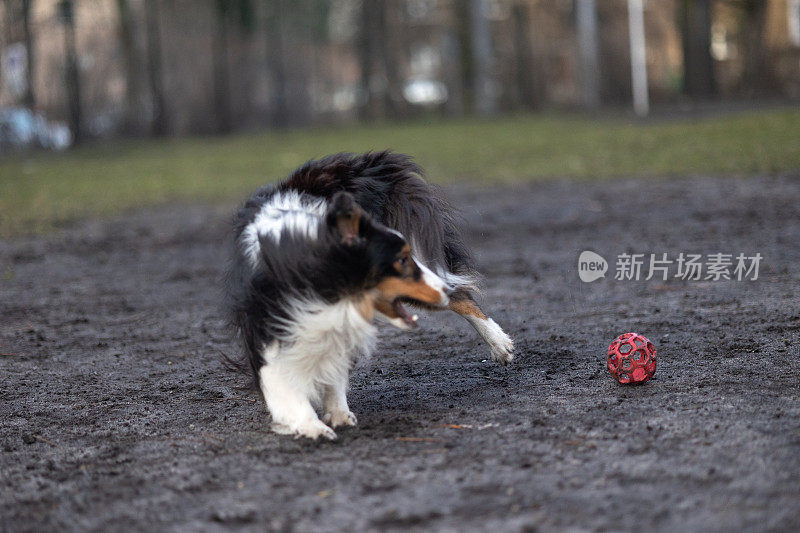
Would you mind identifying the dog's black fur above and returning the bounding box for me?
[226,151,477,386]
[275,151,475,279]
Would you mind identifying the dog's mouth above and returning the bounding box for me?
[392,298,419,328]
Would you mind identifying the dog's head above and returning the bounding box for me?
[326,191,451,329]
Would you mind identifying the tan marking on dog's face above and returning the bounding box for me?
[449,299,486,320]
[376,277,444,306]
[374,242,444,306]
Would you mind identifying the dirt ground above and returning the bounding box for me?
[1,174,799,532]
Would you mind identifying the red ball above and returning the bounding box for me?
[607,333,656,384]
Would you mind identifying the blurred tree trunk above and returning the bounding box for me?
[442,26,465,116]
[358,0,381,120]
[144,0,167,135]
[231,0,255,128]
[511,1,536,110]
[470,0,495,116]
[380,1,408,118]
[680,0,716,98]
[21,0,36,109]
[59,0,82,142]
[116,0,145,134]
[454,0,474,113]
[212,0,232,133]
[359,0,409,120]
[576,0,600,109]
[739,0,771,97]
[267,0,288,128]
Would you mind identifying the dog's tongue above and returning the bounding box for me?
[393,300,419,328]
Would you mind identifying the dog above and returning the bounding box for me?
[225,151,513,440]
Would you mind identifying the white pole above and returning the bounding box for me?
[627,0,649,116]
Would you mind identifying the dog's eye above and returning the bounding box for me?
[394,255,411,275]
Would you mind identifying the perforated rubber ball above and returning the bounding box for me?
[607,332,656,384]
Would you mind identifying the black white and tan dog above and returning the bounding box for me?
[226,151,513,439]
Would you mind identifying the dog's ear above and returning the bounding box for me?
[327,191,363,245]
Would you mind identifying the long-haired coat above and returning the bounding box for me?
[226,152,513,439]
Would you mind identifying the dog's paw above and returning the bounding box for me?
[323,409,357,429]
[490,332,514,365]
[271,419,337,441]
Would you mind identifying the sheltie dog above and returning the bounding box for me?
[226,151,513,439]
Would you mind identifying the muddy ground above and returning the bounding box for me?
[1,174,799,532]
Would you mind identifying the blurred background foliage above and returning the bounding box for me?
[0,0,798,236]
[1,0,799,138]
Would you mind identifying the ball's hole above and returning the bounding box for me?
[619,343,631,354]
[622,359,632,370]
[634,338,644,347]
[647,342,655,353]
[619,373,629,381]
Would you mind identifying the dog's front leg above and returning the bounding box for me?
[258,355,336,440]
[322,373,357,429]
[449,297,514,364]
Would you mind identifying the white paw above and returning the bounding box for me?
[323,409,357,429]
[470,316,514,365]
[271,418,337,440]
[490,331,514,365]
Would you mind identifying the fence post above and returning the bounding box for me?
[627,0,649,116]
